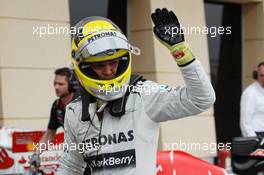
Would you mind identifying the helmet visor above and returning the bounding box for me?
[73,31,140,62]
[78,53,130,80]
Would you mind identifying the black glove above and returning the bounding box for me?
[151,8,195,66]
[151,8,184,47]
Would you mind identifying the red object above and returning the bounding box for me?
[250,149,264,157]
[0,148,14,169]
[18,156,27,164]
[12,131,65,153]
[12,131,44,153]
[156,150,226,175]
[218,149,231,168]
[52,132,64,144]
[173,51,185,59]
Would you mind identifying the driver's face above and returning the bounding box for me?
[89,60,119,80]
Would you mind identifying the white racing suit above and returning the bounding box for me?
[57,60,216,175]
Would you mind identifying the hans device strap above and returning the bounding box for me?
[81,85,96,121]
[109,74,144,117]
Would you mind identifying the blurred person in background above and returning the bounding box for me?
[29,67,79,167]
[240,61,264,137]
[40,67,79,144]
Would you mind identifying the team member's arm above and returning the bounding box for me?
[39,129,56,146]
[30,103,58,166]
[38,101,60,148]
[141,8,215,122]
[240,90,256,137]
[29,130,56,169]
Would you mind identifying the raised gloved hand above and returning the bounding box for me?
[151,8,195,66]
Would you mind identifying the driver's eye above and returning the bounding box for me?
[90,63,105,69]
[109,60,118,66]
